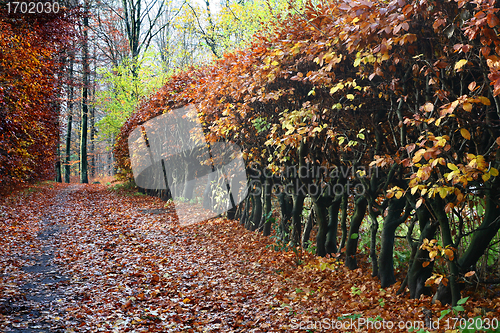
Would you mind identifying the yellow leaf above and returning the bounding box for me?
[490,167,499,176]
[463,102,473,112]
[357,170,366,177]
[411,186,419,195]
[479,96,491,105]
[482,173,491,182]
[395,191,403,199]
[183,298,191,304]
[413,149,426,163]
[291,42,302,55]
[346,94,355,100]
[460,128,471,140]
[416,198,424,208]
[447,163,458,171]
[454,59,468,70]
[439,187,448,199]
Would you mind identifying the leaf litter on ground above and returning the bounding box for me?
[0,182,499,332]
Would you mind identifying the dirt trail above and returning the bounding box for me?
[1,184,292,332]
[3,185,81,332]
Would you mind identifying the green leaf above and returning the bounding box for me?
[457,296,469,305]
[351,233,359,239]
[439,309,451,320]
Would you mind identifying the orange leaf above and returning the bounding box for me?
[465,271,476,277]
[468,81,477,91]
[487,14,500,28]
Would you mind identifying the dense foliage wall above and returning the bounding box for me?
[116,0,500,305]
[0,7,74,188]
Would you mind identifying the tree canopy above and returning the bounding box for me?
[115,0,500,305]
[0,5,75,188]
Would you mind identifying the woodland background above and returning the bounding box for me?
[1,0,500,331]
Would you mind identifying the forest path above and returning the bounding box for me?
[0,183,446,332]
[1,184,82,332]
[1,183,298,332]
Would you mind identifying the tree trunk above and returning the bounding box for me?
[55,146,62,182]
[379,197,407,288]
[89,70,96,179]
[407,207,437,299]
[203,172,215,209]
[240,194,250,226]
[302,206,314,249]
[325,198,341,254]
[345,197,367,270]
[458,191,500,273]
[314,199,328,256]
[291,192,305,246]
[182,162,196,200]
[64,55,73,184]
[368,208,379,277]
[339,192,348,250]
[278,191,292,242]
[80,0,89,184]
[432,199,460,305]
[262,177,273,236]
[250,181,262,231]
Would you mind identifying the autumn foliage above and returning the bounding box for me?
[0,6,74,189]
[116,0,500,307]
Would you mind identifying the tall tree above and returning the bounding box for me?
[110,0,173,72]
[65,52,75,183]
[80,0,90,183]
